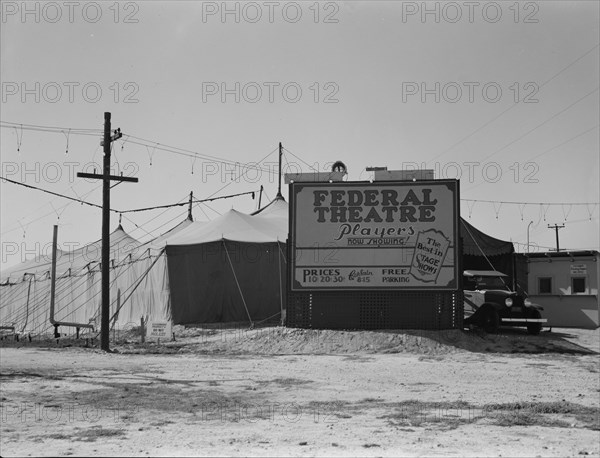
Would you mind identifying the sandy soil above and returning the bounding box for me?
[1,326,599,457]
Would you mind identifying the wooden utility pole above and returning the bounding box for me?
[77,112,138,352]
[547,223,565,252]
[276,142,283,198]
[187,191,194,221]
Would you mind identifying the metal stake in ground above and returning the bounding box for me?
[77,112,138,352]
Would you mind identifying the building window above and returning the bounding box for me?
[572,277,586,294]
[538,277,552,294]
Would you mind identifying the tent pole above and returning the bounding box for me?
[49,225,58,334]
[277,241,284,326]
[47,226,92,335]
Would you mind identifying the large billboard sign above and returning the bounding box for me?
[289,180,459,291]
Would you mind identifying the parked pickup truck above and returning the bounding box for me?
[463,270,547,334]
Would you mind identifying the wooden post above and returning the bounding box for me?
[277,142,283,198]
[100,112,111,351]
[188,191,194,221]
[548,224,564,252]
[50,225,58,337]
[114,288,120,342]
[76,113,137,352]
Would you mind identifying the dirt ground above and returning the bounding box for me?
[1,326,599,457]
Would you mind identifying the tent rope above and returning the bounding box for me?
[254,311,282,326]
[222,240,254,328]
[277,240,287,263]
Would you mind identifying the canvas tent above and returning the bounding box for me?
[1,194,515,334]
[0,198,288,335]
[0,221,187,336]
[164,198,517,325]
[165,197,287,324]
[460,218,516,286]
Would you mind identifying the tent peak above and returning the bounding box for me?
[251,195,287,216]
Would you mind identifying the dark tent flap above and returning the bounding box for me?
[166,240,286,325]
[460,219,514,257]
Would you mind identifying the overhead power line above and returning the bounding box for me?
[118,190,258,214]
[525,124,599,162]
[1,175,260,215]
[478,86,599,163]
[0,121,102,137]
[5,174,597,215]
[1,176,109,211]
[1,122,281,177]
[428,43,600,162]
[0,124,285,238]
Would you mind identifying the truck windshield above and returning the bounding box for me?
[475,276,508,290]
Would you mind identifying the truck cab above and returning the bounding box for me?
[463,270,546,334]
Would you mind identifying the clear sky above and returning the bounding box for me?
[1,0,599,270]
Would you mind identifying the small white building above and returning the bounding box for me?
[522,250,599,329]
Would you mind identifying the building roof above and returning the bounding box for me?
[521,250,599,259]
[464,270,508,277]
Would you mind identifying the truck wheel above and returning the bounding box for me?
[481,308,500,334]
[527,310,543,335]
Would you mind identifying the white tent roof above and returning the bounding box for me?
[138,217,196,251]
[166,208,287,245]
[0,198,290,282]
[251,195,288,218]
[1,225,141,283]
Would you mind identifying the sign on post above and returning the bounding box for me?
[146,321,172,341]
[289,180,459,290]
